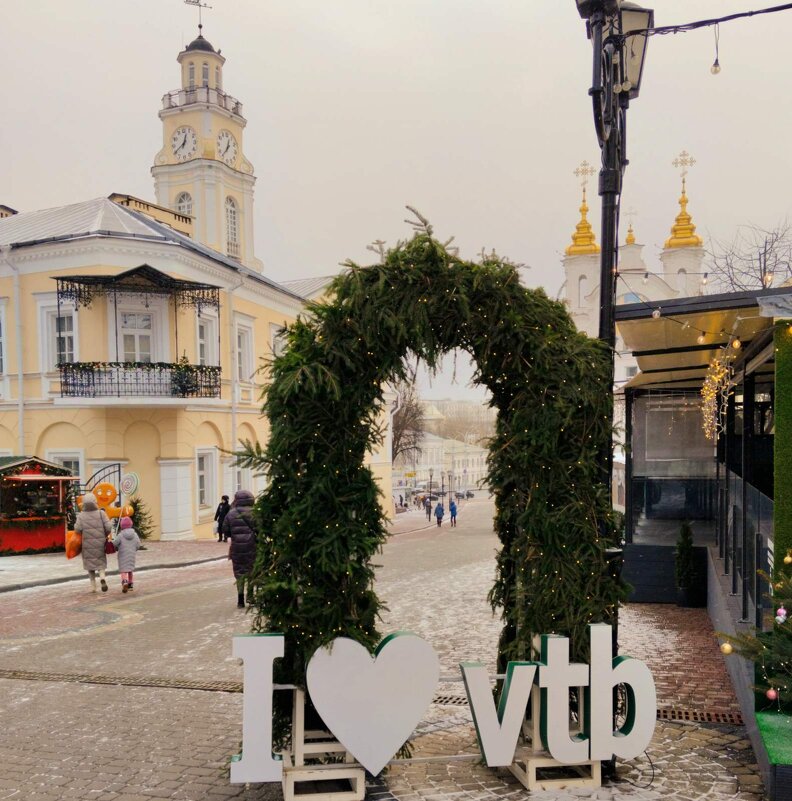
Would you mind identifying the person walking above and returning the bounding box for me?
[214,495,231,542]
[222,489,258,608]
[113,516,141,592]
[449,499,458,528]
[425,497,432,521]
[434,501,444,528]
[75,491,112,593]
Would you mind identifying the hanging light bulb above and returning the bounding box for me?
[642,272,649,285]
[697,333,706,345]
[652,308,661,319]
[763,272,774,288]
[732,338,742,350]
[711,24,721,74]
[701,272,709,286]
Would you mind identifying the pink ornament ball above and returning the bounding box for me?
[767,689,779,701]
[777,606,787,618]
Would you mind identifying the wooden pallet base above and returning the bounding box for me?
[509,751,601,792]
[282,753,365,801]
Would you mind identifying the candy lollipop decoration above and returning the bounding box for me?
[775,605,788,625]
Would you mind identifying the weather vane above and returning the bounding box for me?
[185,0,212,30]
[573,160,597,192]
[672,150,696,179]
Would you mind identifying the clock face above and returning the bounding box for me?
[171,126,198,162]
[216,130,238,167]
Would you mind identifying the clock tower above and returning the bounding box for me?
[152,27,262,270]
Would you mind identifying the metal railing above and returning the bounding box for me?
[59,362,221,399]
[162,87,243,116]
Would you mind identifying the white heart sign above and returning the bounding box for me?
[306,633,439,775]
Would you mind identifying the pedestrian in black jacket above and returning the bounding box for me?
[214,495,231,542]
[222,490,258,608]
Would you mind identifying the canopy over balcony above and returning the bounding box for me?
[55,264,220,314]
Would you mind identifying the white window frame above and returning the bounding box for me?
[37,296,79,374]
[175,191,193,217]
[270,322,286,358]
[235,465,251,493]
[188,62,195,88]
[215,65,221,89]
[225,196,239,258]
[0,300,7,375]
[196,447,218,512]
[196,310,219,367]
[120,311,155,363]
[235,318,254,382]
[46,449,85,479]
[202,61,209,87]
[106,296,168,363]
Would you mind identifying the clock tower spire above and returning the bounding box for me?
[152,28,262,270]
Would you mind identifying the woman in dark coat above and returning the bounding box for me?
[214,495,231,542]
[222,489,258,608]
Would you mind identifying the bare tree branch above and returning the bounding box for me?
[391,376,425,463]
[708,221,792,292]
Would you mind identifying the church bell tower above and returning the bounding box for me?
[152,26,262,270]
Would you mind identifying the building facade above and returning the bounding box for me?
[0,27,394,538]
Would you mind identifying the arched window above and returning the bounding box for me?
[215,66,221,89]
[188,62,195,88]
[225,196,239,258]
[578,274,589,305]
[202,62,209,87]
[677,268,687,290]
[175,191,192,217]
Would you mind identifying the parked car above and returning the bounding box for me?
[465,490,475,499]
[454,491,465,499]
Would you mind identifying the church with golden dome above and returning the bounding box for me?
[561,153,707,389]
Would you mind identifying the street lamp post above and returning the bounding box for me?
[428,467,434,500]
[575,0,653,488]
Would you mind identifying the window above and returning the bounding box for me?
[175,191,192,216]
[121,313,152,363]
[188,62,195,88]
[44,310,76,371]
[197,315,218,366]
[196,449,217,509]
[215,65,221,89]
[202,62,209,87]
[47,451,83,478]
[625,366,638,379]
[225,197,239,258]
[578,275,589,304]
[270,323,286,358]
[236,324,253,381]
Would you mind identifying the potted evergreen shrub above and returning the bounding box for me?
[675,521,702,607]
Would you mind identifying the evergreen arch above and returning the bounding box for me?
[242,227,626,697]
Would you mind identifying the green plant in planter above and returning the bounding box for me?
[675,521,700,607]
[171,354,200,397]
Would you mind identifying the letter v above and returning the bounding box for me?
[461,661,538,767]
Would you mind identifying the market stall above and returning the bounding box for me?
[0,457,79,554]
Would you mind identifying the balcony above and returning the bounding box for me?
[162,87,243,117]
[59,362,221,399]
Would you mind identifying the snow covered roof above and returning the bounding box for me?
[279,275,337,300]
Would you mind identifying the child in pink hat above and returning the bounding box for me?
[113,516,141,593]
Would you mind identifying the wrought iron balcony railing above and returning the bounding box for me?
[59,362,222,399]
[162,87,243,117]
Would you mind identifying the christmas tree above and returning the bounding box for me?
[721,553,792,711]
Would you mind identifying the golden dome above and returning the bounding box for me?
[565,188,600,256]
[665,177,703,248]
[625,224,636,245]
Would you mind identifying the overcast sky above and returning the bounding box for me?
[3,1,791,398]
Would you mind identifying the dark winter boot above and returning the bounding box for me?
[237,593,245,608]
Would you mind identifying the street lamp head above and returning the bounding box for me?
[619,2,654,99]
[575,0,619,19]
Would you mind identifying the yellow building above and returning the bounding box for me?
[0,28,393,538]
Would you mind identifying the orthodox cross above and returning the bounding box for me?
[625,206,638,227]
[573,160,597,191]
[672,150,696,179]
[185,0,212,30]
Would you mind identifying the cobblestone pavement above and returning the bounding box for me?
[0,540,228,592]
[0,498,765,800]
